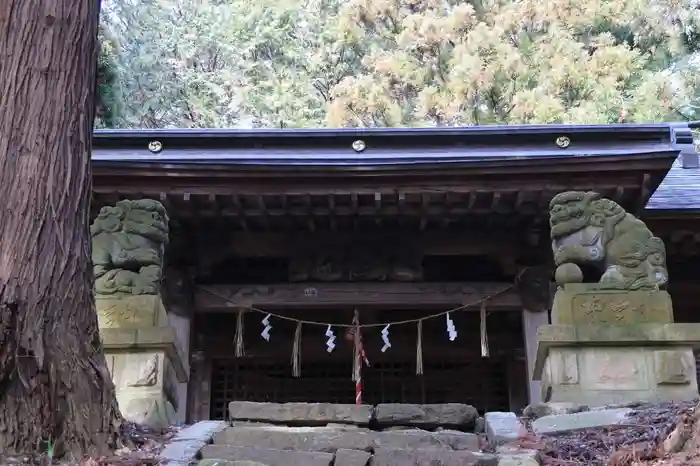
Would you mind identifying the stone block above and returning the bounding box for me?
[370,448,498,466]
[531,408,631,435]
[375,403,478,427]
[551,285,673,325]
[534,323,700,406]
[213,426,372,452]
[96,294,169,329]
[474,416,485,433]
[373,430,480,451]
[484,412,524,446]
[228,401,373,425]
[213,425,480,452]
[334,449,372,466]
[200,445,334,466]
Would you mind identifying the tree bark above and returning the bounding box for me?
[0,0,122,458]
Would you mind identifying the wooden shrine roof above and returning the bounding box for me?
[90,123,691,219]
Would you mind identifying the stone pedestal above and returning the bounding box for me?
[97,295,188,429]
[534,322,700,405]
[534,285,700,406]
[551,284,674,325]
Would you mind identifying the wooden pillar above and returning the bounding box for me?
[507,354,529,413]
[521,308,549,405]
[187,351,212,422]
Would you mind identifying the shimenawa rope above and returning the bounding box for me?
[198,284,513,329]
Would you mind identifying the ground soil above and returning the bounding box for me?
[0,422,179,466]
[531,400,700,466]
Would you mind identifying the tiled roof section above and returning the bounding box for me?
[647,157,700,211]
[91,124,680,167]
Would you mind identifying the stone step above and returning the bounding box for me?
[375,403,478,428]
[211,425,481,452]
[199,448,372,466]
[199,446,497,466]
[227,402,479,428]
[228,402,373,426]
[199,446,334,466]
[369,448,497,466]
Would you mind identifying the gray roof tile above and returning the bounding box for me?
[647,157,700,211]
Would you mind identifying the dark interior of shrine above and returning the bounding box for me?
[187,223,533,419]
[196,309,525,420]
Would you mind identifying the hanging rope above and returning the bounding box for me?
[291,321,302,377]
[234,309,245,358]
[480,300,490,358]
[198,285,512,329]
[416,319,424,375]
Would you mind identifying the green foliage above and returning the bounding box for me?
[100,0,700,128]
[100,0,357,128]
[96,24,122,128]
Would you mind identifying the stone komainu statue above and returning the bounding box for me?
[549,191,668,290]
[91,199,169,295]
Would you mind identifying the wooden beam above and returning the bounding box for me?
[204,231,518,258]
[175,205,512,218]
[195,281,519,310]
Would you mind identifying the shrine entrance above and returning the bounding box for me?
[193,304,525,420]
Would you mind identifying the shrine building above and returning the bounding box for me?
[90,123,700,424]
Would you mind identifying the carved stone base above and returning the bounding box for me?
[551,284,674,325]
[534,324,700,406]
[96,294,170,329]
[101,327,188,429]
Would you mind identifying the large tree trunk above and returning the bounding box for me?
[0,0,122,458]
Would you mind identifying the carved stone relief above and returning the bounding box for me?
[125,354,159,388]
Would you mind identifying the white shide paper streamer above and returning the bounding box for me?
[261,314,272,342]
[325,325,336,353]
[446,312,457,341]
[381,324,391,352]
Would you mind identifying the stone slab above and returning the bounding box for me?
[375,403,478,427]
[200,445,334,466]
[551,285,673,325]
[228,401,373,425]
[213,426,480,452]
[497,453,540,466]
[161,439,207,466]
[370,448,498,466]
[213,426,372,452]
[173,421,228,441]
[335,449,372,466]
[531,408,632,436]
[533,323,700,380]
[161,421,229,466]
[484,412,524,446]
[199,461,267,466]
